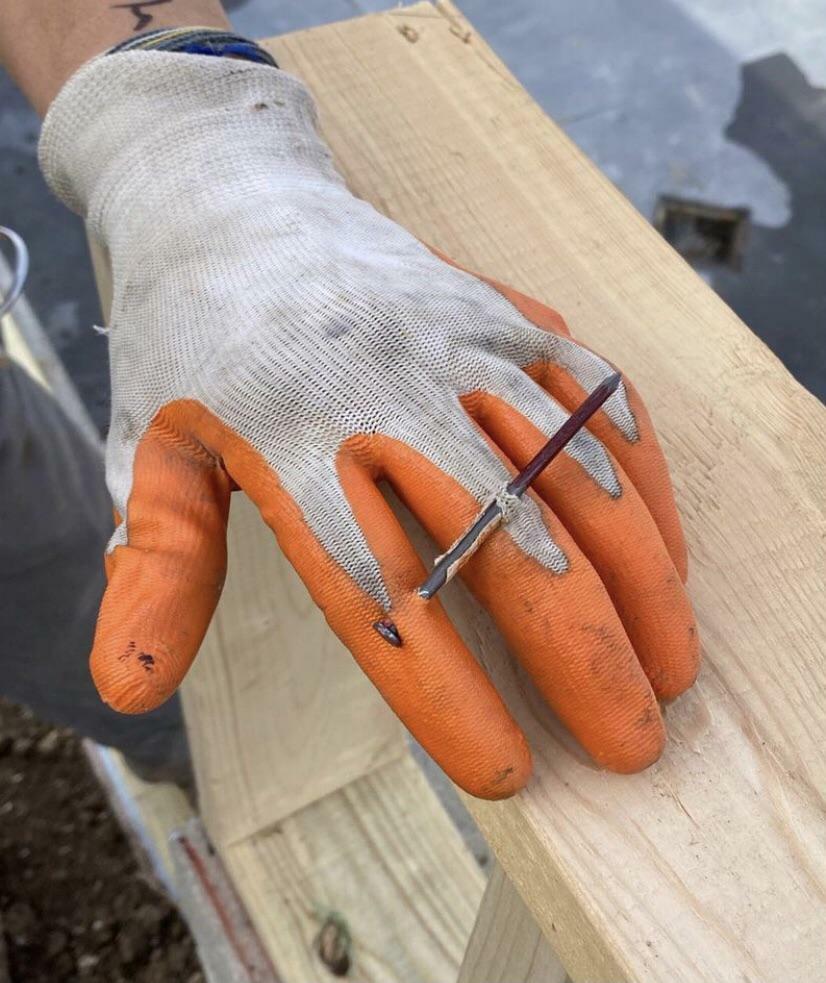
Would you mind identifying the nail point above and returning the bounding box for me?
[373,619,402,647]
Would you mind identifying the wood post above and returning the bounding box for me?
[458,864,568,983]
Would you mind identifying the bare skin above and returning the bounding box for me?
[0,0,230,116]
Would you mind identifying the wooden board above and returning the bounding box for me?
[182,493,407,848]
[260,4,826,981]
[223,755,484,983]
[458,863,567,983]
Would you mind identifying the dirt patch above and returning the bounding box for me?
[0,698,203,983]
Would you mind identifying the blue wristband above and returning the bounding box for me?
[107,27,279,69]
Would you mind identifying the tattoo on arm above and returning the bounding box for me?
[110,0,174,32]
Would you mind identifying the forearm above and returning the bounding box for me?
[0,0,230,116]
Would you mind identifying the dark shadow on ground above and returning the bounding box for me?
[720,54,826,401]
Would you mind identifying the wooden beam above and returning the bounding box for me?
[458,864,567,983]
[223,754,484,982]
[263,4,826,981]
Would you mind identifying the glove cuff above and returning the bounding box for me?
[38,51,340,244]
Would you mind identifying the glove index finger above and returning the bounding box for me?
[91,401,231,713]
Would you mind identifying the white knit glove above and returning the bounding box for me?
[39,52,698,798]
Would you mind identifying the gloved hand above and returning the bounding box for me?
[40,52,699,799]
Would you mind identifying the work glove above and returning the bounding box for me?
[40,52,699,799]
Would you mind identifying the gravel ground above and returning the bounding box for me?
[0,698,202,983]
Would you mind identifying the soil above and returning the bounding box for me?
[0,698,203,983]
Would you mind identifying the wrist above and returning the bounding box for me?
[0,2,232,118]
[39,51,342,261]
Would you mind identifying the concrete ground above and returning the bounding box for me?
[1,0,824,430]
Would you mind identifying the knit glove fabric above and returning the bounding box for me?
[39,52,699,799]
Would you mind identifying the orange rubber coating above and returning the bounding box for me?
[462,391,698,699]
[90,255,700,799]
[374,434,667,773]
[94,405,231,712]
[92,402,531,800]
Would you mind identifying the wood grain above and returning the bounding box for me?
[223,754,485,983]
[263,4,826,980]
[458,863,568,983]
